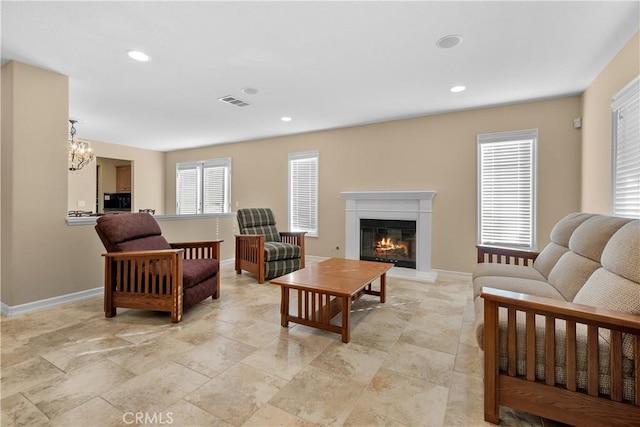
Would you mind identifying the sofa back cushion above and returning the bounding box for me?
[533,213,594,279]
[547,252,601,301]
[568,215,633,263]
[572,220,639,361]
[601,220,640,283]
[545,215,633,301]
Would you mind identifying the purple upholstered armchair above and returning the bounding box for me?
[95,213,222,322]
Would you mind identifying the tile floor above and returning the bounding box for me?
[1,259,558,426]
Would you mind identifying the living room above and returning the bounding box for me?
[1,2,639,426]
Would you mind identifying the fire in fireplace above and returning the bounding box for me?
[360,219,417,268]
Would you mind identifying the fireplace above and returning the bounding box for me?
[341,191,437,282]
[360,219,416,268]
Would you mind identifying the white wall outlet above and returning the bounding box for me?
[78,200,85,207]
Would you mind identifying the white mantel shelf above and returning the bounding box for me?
[340,191,436,201]
[341,190,437,283]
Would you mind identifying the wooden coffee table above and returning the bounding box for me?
[271,258,393,343]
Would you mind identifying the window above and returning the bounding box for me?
[477,129,537,250]
[289,151,318,237]
[176,158,231,214]
[612,76,640,219]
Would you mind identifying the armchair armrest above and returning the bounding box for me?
[279,231,306,268]
[102,249,184,259]
[279,231,306,246]
[171,240,223,260]
[235,234,266,283]
[477,245,539,266]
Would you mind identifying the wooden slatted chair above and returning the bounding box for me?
[95,212,222,322]
[235,208,306,283]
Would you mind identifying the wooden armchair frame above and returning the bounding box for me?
[235,232,306,283]
[482,287,640,426]
[103,240,222,323]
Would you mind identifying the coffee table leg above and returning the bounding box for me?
[380,273,386,303]
[341,295,350,343]
[281,286,290,327]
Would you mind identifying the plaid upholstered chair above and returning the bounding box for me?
[95,213,222,322]
[235,208,306,283]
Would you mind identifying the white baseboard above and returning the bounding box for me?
[0,260,471,317]
[1,286,103,317]
[0,257,236,318]
[433,269,472,280]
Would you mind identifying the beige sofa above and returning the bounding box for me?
[473,213,640,426]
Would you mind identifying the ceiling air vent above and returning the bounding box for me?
[218,95,251,107]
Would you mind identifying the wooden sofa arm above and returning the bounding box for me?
[480,286,640,424]
[477,245,539,266]
[171,240,223,260]
[481,287,640,332]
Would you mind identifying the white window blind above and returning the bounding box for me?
[612,76,640,219]
[289,151,318,237]
[477,129,537,250]
[177,166,199,215]
[176,158,231,215]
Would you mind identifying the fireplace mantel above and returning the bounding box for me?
[341,191,437,282]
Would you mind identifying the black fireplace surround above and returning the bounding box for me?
[359,219,417,268]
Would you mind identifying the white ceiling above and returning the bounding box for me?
[2,1,638,152]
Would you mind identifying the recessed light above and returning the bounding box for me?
[241,87,258,95]
[281,117,292,122]
[450,85,466,93]
[127,50,151,62]
[436,35,463,49]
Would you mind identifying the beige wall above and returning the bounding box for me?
[581,31,639,213]
[0,61,212,307]
[4,28,635,307]
[1,61,77,306]
[166,96,583,273]
[68,141,165,214]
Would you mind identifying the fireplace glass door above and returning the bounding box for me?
[360,219,417,268]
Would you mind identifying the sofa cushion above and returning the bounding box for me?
[472,263,546,282]
[568,215,632,262]
[264,242,301,262]
[548,212,595,247]
[473,276,564,302]
[601,220,640,283]
[183,258,219,289]
[533,243,569,280]
[547,252,601,301]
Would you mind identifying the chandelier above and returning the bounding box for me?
[68,119,94,171]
